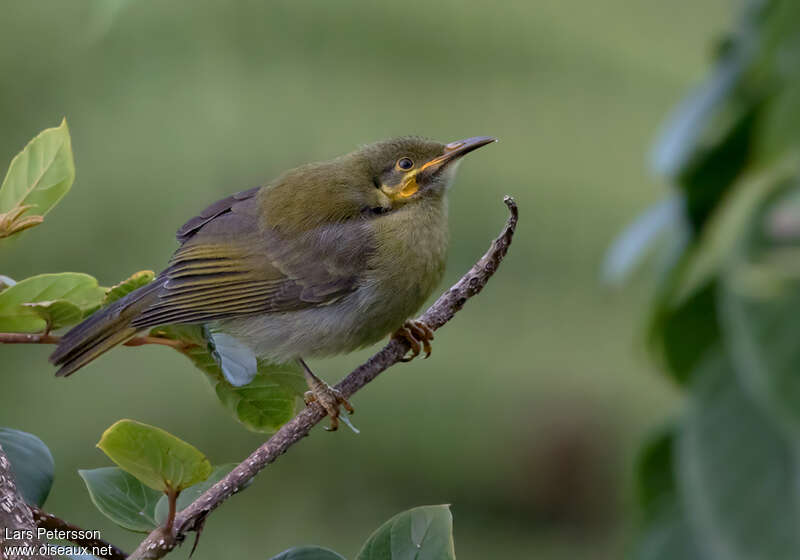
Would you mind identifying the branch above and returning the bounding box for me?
[0,332,190,351]
[29,505,127,560]
[128,196,518,559]
[0,444,54,560]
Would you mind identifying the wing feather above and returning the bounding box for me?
[175,186,260,242]
[130,187,369,329]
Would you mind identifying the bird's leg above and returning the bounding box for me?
[298,358,354,431]
[393,319,435,362]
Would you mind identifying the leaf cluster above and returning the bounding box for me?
[2,424,456,559]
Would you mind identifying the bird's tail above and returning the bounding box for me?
[50,280,162,377]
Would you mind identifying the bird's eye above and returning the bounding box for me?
[396,157,414,171]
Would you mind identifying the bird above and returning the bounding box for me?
[50,135,496,429]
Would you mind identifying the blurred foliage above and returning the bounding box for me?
[609,0,800,558]
[0,1,735,558]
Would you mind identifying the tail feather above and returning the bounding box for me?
[50,280,162,377]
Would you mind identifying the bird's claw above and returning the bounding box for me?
[393,319,435,362]
[304,383,354,432]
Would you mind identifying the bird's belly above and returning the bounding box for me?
[211,284,416,363]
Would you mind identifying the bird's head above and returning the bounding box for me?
[359,135,496,205]
[263,135,496,233]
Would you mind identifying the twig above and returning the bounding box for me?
[0,444,54,560]
[29,505,127,560]
[0,332,191,351]
[127,196,518,559]
[0,333,60,345]
[163,489,178,534]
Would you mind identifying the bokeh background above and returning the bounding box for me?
[0,1,732,558]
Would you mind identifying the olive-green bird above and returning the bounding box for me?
[50,135,496,429]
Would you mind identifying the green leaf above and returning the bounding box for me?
[153,463,238,525]
[78,467,160,533]
[150,325,304,433]
[647,281,721,385]
[22,299,83,330]
[0,119,75,239]
[677,349,800,560]
[0,275,16,291]
[103,270,155,306]
[651,47,745,179]
[0,428,54,506]
[636,426,678,521]
[633,426,703,560]
[602,195,683,285]
[356,505,455,560]
[758,81,800,163]
[671,155,800,307]
[719,179,800,437]
[643,272,715,389]
[214,369,299,433]
[96,419,212,493]
[645,157,800,386]
[677,103,759,233]
[635,497,704,560]
[0,273,105,332]
[270,547,346,560]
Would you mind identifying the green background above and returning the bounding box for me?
[0,1,730,558]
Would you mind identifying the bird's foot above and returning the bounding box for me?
[393,319,435,362]
[301,366,354,432]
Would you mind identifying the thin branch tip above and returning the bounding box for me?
[0,331,192,351]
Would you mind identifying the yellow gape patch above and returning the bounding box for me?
[398,175,419,198]
[381,173,420,200]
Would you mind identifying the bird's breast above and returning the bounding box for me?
[359,199,449,334]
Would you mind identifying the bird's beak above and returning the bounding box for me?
[419,136,497,177]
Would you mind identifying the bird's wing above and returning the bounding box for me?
[130,189,367,328]
[174,186,261,243]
